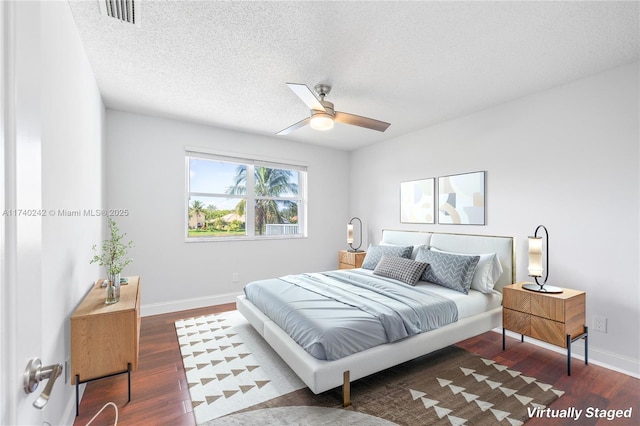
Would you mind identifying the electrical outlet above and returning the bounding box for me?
[232,272,239,283]
[592,315,607,333]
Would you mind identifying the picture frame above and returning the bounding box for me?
[400,178,435,224]
[438,171,485,225]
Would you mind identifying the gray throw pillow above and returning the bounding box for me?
[415,248,480,294]
[373,255,428,285]
[361,244,413,270]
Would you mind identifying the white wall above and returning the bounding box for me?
[106,111,350,314]
[350,62,639,375]
[40,1,105,423]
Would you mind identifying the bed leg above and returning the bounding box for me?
[342,371,351,407]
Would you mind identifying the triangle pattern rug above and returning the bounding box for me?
[175,311,305,424]
[177,311,564,425]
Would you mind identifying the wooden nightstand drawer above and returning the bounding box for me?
[531,316,566,347]
[338,250,366,269]
[530,293,565,322]
[503,287,531,314]
[503,308,530,335]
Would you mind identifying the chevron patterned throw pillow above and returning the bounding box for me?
[361,244,413,270]
[416,248,480,294]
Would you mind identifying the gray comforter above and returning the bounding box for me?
[243,269,458,360]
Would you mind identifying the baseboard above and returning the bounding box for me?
[496,328,640,379]
[140,292,241,317]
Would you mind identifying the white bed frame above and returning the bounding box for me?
[237,230,515,405]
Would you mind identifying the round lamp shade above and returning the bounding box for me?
[310,112,334,131]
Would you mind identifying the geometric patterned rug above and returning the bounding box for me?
[175,311,305,424]
[225,345,565,426]
[400,355,565,425]
[177,311,564,426]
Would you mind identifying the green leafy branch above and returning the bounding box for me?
[90,217,134,276]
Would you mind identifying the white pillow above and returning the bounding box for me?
[431,248,503,293]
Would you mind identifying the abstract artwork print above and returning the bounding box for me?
[401,178,435,224]
[438,171,485,225]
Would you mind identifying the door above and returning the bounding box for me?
[1,1,45,424]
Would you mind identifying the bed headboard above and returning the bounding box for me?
[380,230,515,292]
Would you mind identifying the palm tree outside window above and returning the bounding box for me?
[227,165,299,236]
[186,149,307,240]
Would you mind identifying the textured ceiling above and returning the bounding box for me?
[67,1,639,151]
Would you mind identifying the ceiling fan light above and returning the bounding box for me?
[310,113,334,131]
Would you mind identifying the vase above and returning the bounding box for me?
[105,272,121,304]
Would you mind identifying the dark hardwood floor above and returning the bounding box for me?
[74,304,639,426]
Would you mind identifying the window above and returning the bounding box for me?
[186,149,307,240]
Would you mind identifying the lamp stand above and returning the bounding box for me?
[522,281,563,293]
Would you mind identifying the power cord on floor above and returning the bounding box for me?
[84,401,118,426]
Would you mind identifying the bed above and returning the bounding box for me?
[236,230,515,405]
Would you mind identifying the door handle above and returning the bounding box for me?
[23,357,63,409]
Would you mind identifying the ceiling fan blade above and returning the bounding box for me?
[286,83,325,112]
[334,111,390,132]
[276,117,310,135]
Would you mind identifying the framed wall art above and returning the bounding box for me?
[438,171,485,225]
[400,178,435,224]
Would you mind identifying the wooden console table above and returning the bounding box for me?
[71,276,141,415]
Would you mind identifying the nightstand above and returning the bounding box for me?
[338,250,366,269]
[502,282,587,375]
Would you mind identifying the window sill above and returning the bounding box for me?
[184,234,307,243]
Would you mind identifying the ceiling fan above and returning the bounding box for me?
[276,83,391,135]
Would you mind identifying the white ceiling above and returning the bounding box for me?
[67,1,639,151]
